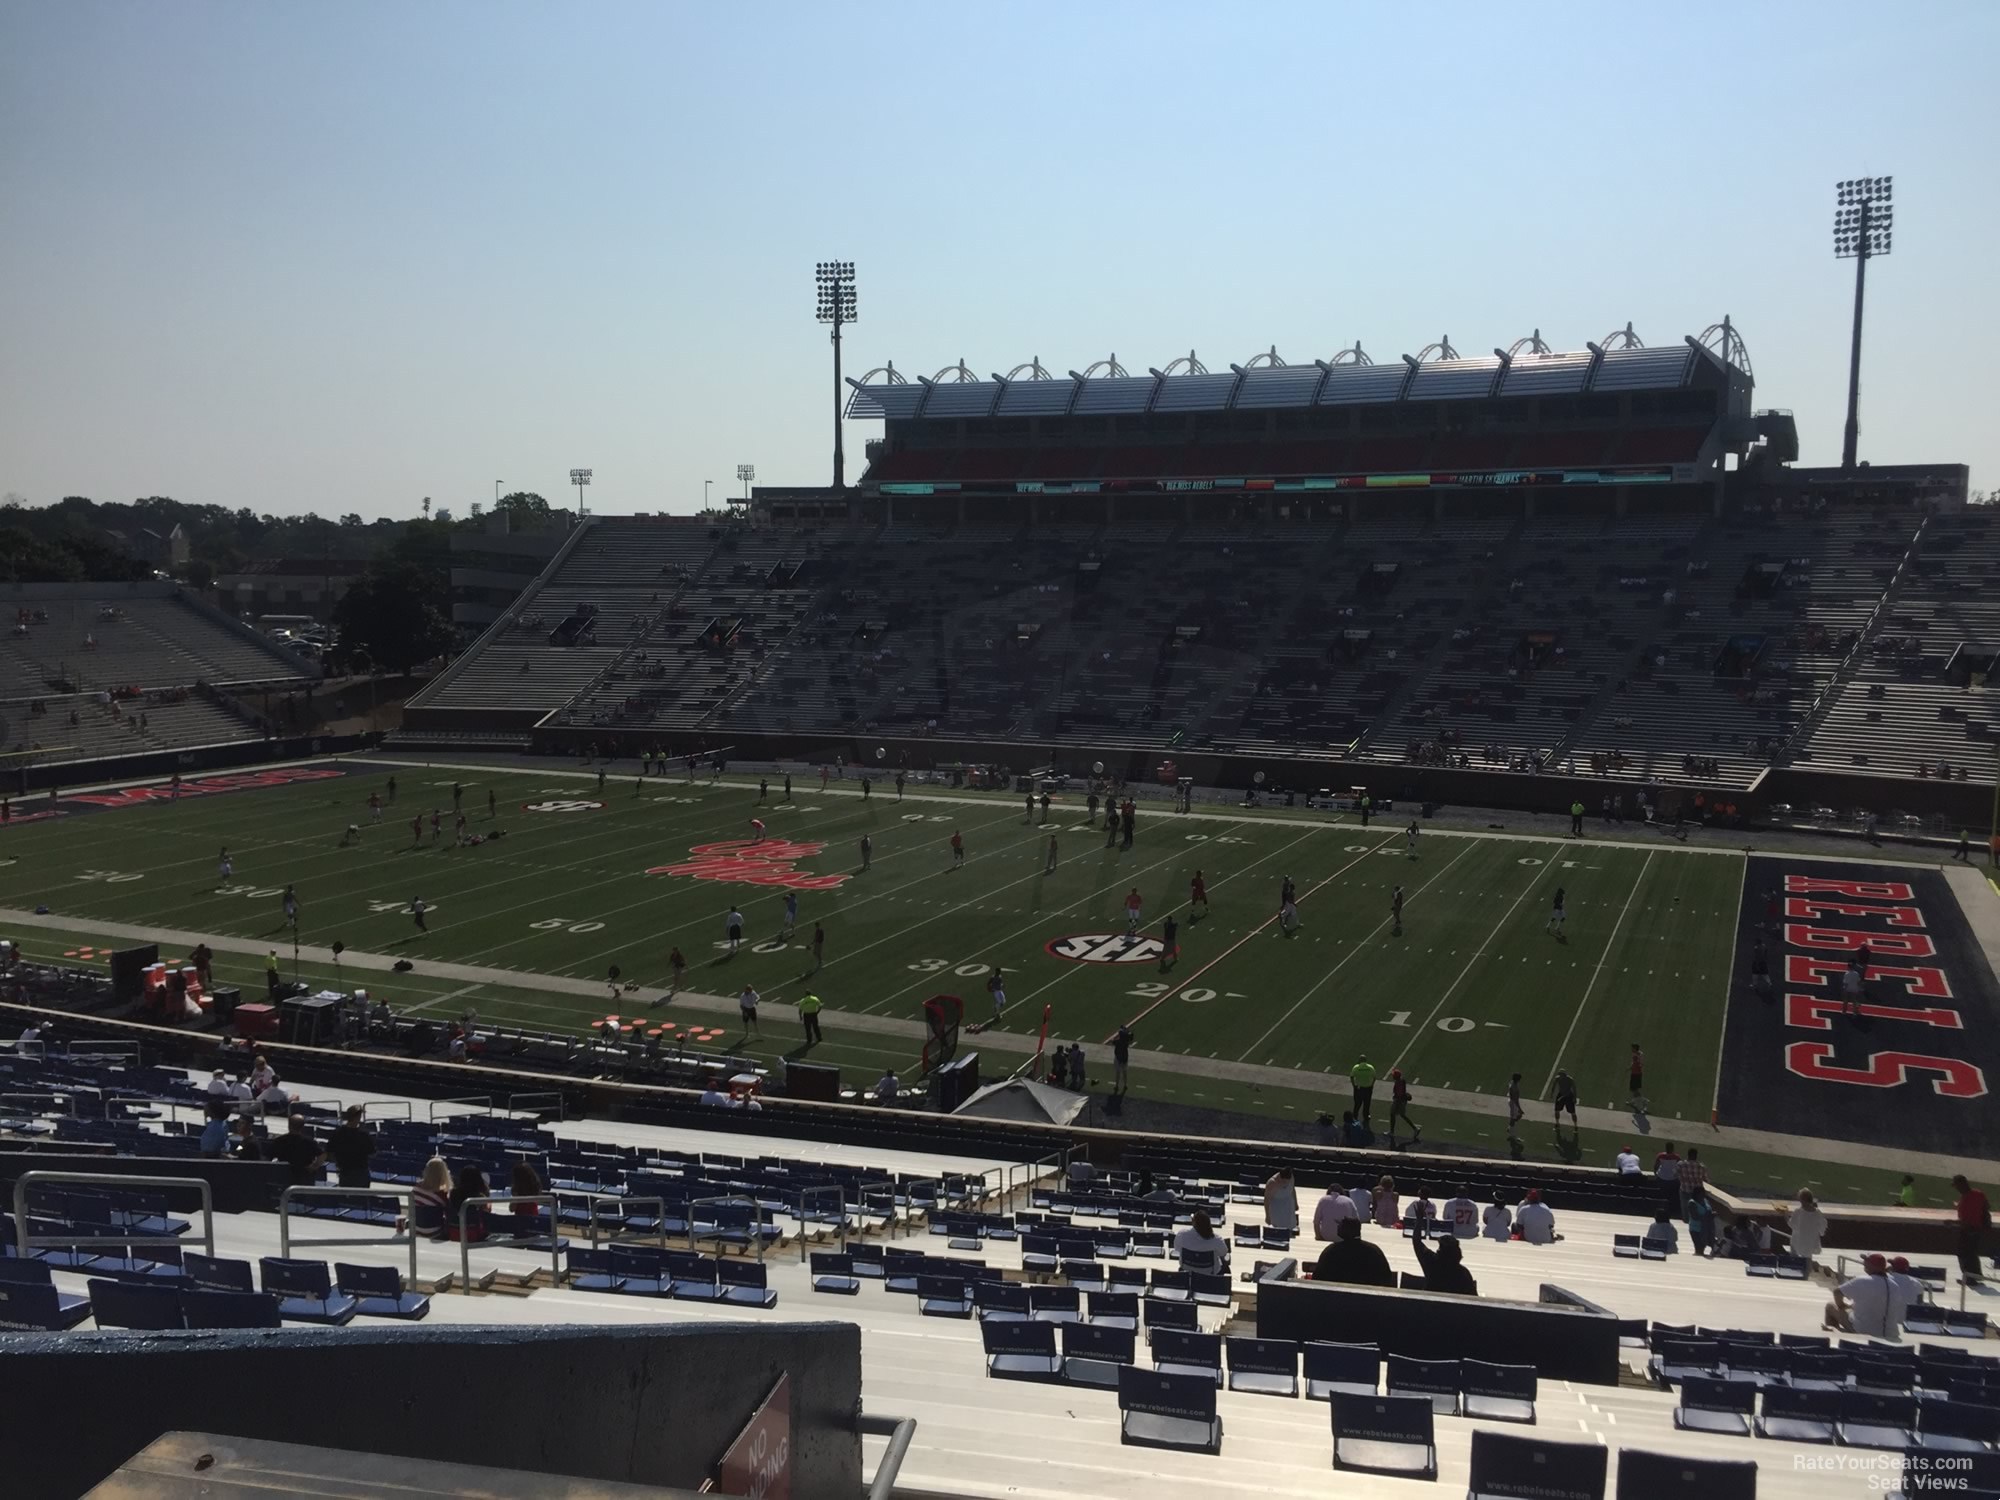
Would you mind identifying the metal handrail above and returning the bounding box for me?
[14,1170,214,1260]
[279,1184,417,1281]
[457,1194,561,1290]
[857,1412,918,1500]
[584,1193,669,1250]
[689,1194,766,1261]
[0,1090,72,1119]
[55,1039,142,1065]
[360,1100,411,1120]
[795,1185,848,1261]
[508,1091,564,1120]
[428,1095,493,1123]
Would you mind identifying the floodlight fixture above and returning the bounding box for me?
[1832,175,1895,470]
[737,463,755,500]
[814,262,857,488]
[570,467,592,519]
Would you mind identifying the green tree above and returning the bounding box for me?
[332,560,454,674]
[493,491,554,528]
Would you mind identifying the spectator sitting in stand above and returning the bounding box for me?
[446,1164,490,1243]
[1412,1221,1476,1295]
[509,1161,546,1231]
[1514,1189,1560,1244]
[1311,1217,1395,1287]
[1172,1209,1230,1272]
[1313,1183,1359,1239]
[229,1115,264,1160]
[412,1157,452,1239]
[199,1101,233,1158]
[1641,1208,1679,1253]
[257,1078,293,1117]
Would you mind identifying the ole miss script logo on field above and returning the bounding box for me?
[646,839,850,891]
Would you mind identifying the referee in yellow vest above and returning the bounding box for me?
[798,992,823,1046]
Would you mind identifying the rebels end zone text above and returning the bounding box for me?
[1779,874,1987,1099]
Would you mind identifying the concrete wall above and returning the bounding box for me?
[0,1321,863,1500]
[1257,1275,1622,1384]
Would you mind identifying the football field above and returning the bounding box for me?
[0,757,1747,1120]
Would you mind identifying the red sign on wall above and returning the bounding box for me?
[707,1373,791,1499]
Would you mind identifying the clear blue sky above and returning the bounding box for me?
[2,1,1994,519]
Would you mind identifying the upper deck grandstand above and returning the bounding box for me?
[402,323,1983,817]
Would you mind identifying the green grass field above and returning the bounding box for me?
[2,757,1968,1202]
[1,757,1747,1105]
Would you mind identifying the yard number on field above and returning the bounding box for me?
[530,916,605,934]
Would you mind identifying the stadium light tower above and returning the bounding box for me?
[737,463,755,500]
[815,261,857,489]
[1833,176,1893,471]
[570,467,591,519]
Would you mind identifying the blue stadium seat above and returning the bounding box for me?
[86,1278,183,1330]
[1461,1359,1538,1424]
[1304,1341,1380,1401]
[183,1289,283,1329]
[1086,1290,1138,1332]
[1914,1399,2000,1455]
[665,1251,723,1302]
[1029,1284,1080,1324]
[809,1252,859,1296]
[1838,1390,1919,1450]
[1673,1377,1755,1436]
[1151,1328,1222,1386]
[613,1245,675,1295]
[1224,1336,1299,1398]
[1386,1353,1461,1416]
[1330,1392,1435,1480]
[719,1259,777,1309]
[0,1276,91,1331]
[1615,1448,1756,1500]
[258,1258,357,1325]
[1756,1385,1841,1443]
[982,1318,1060,1382]
[1468,1429,1607,1500]
[564,1246,624,1293]
[183,1252,255,1293]
[334,1262,429,1320]
[1061,1321,1134,1389]
[1118,1365,1221,1455]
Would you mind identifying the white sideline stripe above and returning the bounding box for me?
[1712,852,1752,1115]
[1542,850,1657,1097]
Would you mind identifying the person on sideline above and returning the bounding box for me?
[1954,1175,1990,1285]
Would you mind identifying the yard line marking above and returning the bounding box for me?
[404,980,496,1016]
[854,819,1275,1017]
[1232,838,1477,1063]
[1386,843,1564,1075]
[1115,830,1402,1041]
[1709,850,1751,1120]
[1006,823,1324,1017]
[1540,850,1656,1097]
